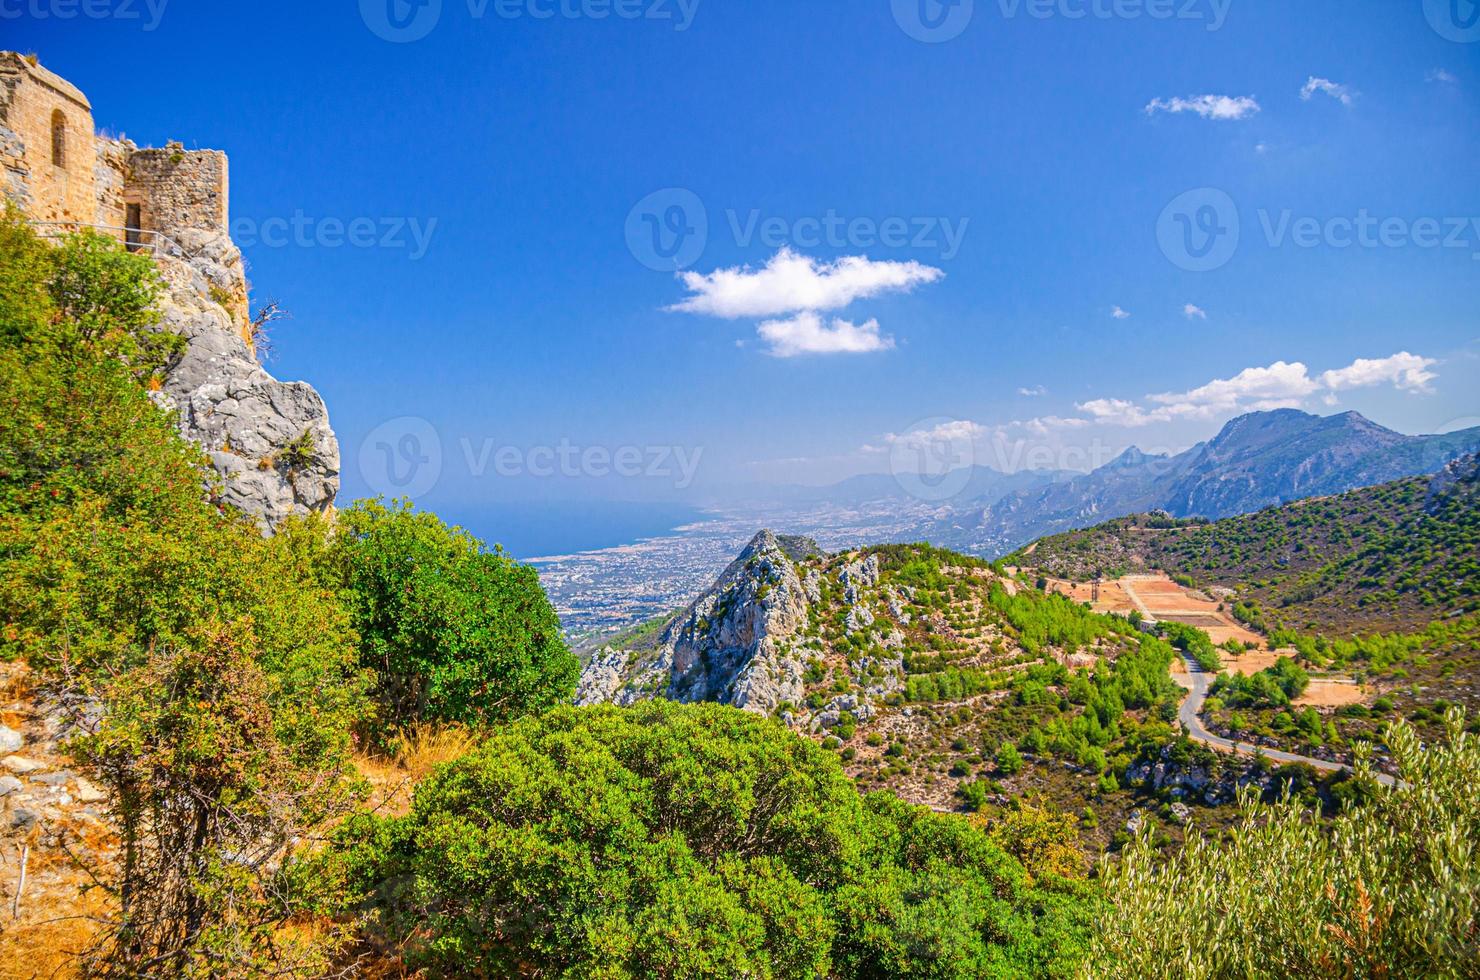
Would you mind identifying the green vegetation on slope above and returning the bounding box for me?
[1011,468,1480,637]
[1092,711,1480,979]
[327,700,1098,979]
[0,212,575,973]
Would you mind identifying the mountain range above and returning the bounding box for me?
[918,409,1480,557]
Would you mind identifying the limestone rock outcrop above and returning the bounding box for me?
[150,232,339,529]
[666,530,811,714]
[575,530,818,717]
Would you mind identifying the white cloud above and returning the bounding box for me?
[1076,362,1317,427]
[885,420,988,447]
[755,312,895,358]
[1076,397,1160,428]
[1301,76,1356,106]
[668,247,943,319]
[1017,415,1091,435]
[1427,68,1458,85]
[1319,352,1437,393]
[1018,385,1048,397]
[1183,303,1207,320]
[1071,353,1438,428]
[863,419,987,456]
[1144,95,1261,121]
[1111,306,1131,320]
[1255,142,1270,154]
[1149,361,1318,415]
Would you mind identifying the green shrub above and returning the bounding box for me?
[0,214,366,972]
[1092,711,1480,978]
[329,701,1096,978]
[325,498,578,729]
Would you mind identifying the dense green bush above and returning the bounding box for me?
[989,583,1127,655]
[329,701,1097,978]
[0,214,366,972]
[1161,621,1222,672]
[322,498,579,729]
[1211,655,1310,708]
[1092,711,1480,978]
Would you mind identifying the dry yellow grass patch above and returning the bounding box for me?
[353,723,481,819]
[0,885,110,979]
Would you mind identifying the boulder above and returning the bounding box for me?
[1,756,45,775]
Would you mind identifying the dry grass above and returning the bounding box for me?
[0,834,113,980]
[353,723,481,819]
[393,722,480,781]
[0,886,109,979]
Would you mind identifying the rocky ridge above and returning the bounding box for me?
[578,530,824,716]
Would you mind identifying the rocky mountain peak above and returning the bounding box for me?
[574,529,825,717]
[666,529,811,712]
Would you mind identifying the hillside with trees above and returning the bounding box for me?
[1009,459,1480,637]
[2,212,1476,978]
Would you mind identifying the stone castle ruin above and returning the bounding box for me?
[1,52,227,260]
[1,52,339,529]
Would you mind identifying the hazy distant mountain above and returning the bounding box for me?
[929,409,1480,556]
[761,465,1073,507]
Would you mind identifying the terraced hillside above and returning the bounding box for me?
[581,535,1363,851]
[1010,454,1480,637]
[1010,455,1480,767]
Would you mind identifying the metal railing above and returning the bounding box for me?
[27,220,190,257]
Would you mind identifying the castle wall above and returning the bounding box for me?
[0,53,96,226]
[126,143,229,240]
[0,54,230,246]
[93,136,131,233]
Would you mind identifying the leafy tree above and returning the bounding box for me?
[978,801,1085,882]
[1211,656,1311,709]
[327,701,1097,978]
[324,498,578,728]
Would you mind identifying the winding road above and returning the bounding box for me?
[1175,654,1397,787]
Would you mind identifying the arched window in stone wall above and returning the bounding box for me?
[50,109,67,167]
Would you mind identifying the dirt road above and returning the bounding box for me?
[1175,654,1396,787]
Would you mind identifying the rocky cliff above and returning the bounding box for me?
[148,230,339,528]
[577,530,820,716]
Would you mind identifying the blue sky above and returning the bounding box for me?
[10,0,1480,516]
